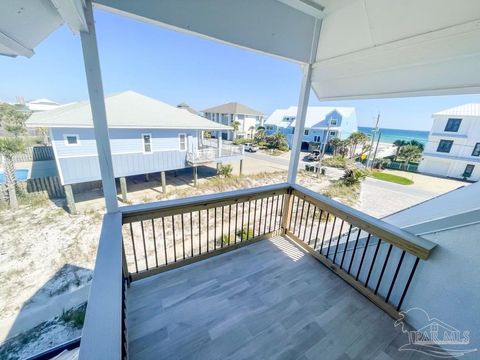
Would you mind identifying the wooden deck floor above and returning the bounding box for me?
[126,236,450,360]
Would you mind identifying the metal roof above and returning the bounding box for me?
[202,102,264,116]
[433,103,480,117]
[2,0,480,100]
[27,91,232,130]
[265,105,355,128]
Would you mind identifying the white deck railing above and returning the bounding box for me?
[187,143,243,164]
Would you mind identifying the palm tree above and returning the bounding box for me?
[348,132,369,158]
[232,121,241,140]
[393,139,407,161]
[0,103,28,209]
[328,137,342,155]
[0,137,26,209]
[270,132,288,150]
[254,128,267,145]
[399,144,422,169]
[248,126,255,139]
[408,139,424,151]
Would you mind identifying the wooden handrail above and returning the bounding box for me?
[290,184,436,259]
[79,212,123,360]
[121,183,435,259]
[121,183,290,223]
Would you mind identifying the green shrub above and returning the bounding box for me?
[322,155,351,169]
[373,158,391,169]
[218,164,233,177]
[236,227,253,241]
[233,138,251,145]
[222,234,231,246]
[341,168,367,186]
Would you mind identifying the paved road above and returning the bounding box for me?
[245,151,317,169]
[245,151,451,218]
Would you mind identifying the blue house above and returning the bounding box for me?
[27,91,242,199]
[264,106,358,151]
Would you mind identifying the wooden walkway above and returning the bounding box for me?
[127,236,452,360]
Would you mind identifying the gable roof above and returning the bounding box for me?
[27,91,231,130]
[202,102,263,116]
[433,103,480,117]
[265,106,355,128]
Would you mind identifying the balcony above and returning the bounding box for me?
[187,140,243,165]
[78,183,451,359]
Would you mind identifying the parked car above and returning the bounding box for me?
[244,143,259,152]
[305,150,321,161]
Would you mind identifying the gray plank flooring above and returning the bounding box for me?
[127,236,454,360]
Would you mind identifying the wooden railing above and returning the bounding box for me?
[284,184,436,317]
[121,183,288,281]
[80,183,436,358]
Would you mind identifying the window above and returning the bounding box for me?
[64,134,79,146]
[463,164,475,178]
[179,133,187,151]
[330,119,338,126]
[304,129,309,136]
[472,143,480,156]
[313,135,321,142]
[329,131,336,136]
[142,134,152,153]
[437,139,453,153]
[445,118,462,132]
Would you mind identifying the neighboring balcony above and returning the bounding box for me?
[187,139,243,165]
[79,184,449,360]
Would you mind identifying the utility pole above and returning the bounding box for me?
[367,113,380,168]
[371,132,382,169]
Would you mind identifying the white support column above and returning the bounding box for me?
[287,64,313,184]
[287,18,321,185]
[80,0,118,213]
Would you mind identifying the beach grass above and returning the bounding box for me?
[370,171,414,185]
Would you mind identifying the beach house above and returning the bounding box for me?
[264,106,357,150]
[419,104,480,181]
[202,102,264,141]
[3,1,480,359]
[26,91,243,207]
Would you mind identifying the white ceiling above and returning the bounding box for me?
[1,0,479,100]
[311,0,480,100]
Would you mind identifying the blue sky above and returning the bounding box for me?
[1,10,479,131]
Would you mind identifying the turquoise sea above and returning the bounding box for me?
[358,126,429,144]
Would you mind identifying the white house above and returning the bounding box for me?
[26,91,242,189]
[264,106,357,150]
[202,102,264,141]
[419,104,480,181]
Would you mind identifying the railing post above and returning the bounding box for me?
[281,187,294,234]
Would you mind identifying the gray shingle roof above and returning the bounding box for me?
[202,102,263,116]
[27,91,231,131]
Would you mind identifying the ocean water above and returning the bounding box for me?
[358,126,429,144]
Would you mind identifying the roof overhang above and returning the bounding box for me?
[311,0,480,100]
[1,0,480,100]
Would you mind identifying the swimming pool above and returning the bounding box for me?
[0,169,29,183]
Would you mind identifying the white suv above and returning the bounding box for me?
[244,143,259,152]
